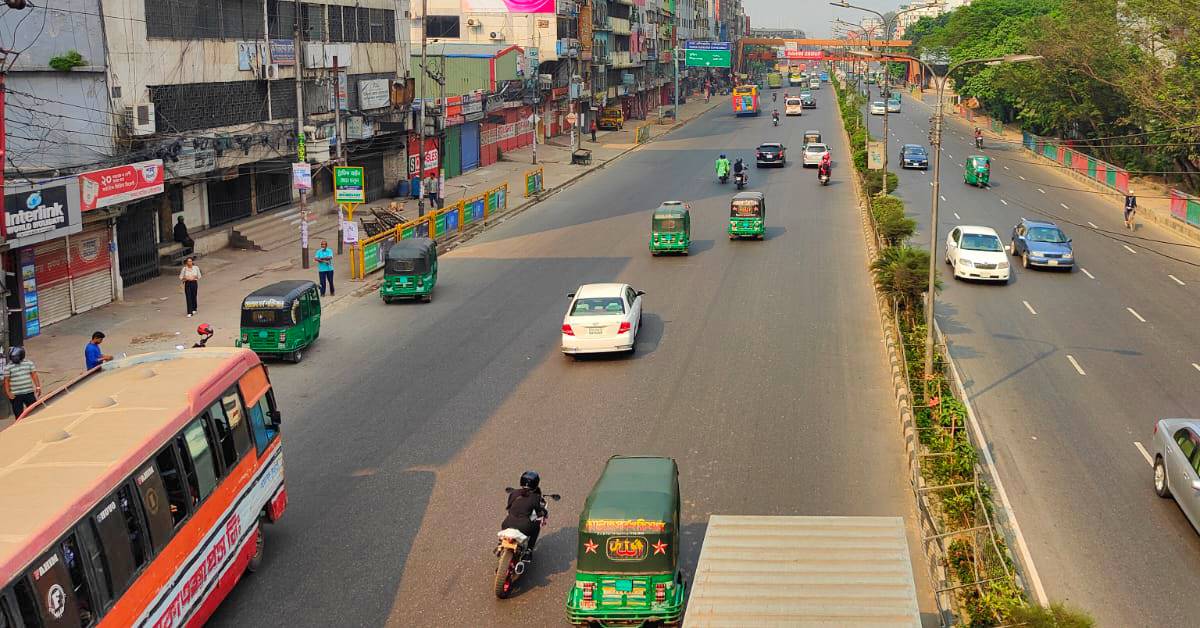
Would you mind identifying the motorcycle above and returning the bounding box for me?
[819,170,830,186]
[495,489,561,598]
[975,135,983,149]
[718,172,729,184]
[735,171,748,190]
[772,115,779,127]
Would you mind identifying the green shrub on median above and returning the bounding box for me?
[863,170,899,195]
[870,196,916,246]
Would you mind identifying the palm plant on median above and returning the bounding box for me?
[871,246,938,328]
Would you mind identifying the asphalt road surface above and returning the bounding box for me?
[860,81,1200,626]
[212,88,936,627]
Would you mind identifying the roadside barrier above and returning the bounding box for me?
[353,183,509,279]
[524,167,544,197]
[635,124,651,144]
[1170,189,1200,227]
[1021,131,1130,195]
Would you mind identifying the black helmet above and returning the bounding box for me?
[519,471,540,490]
[8,346,24,364]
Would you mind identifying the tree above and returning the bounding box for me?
[871,246,938,327]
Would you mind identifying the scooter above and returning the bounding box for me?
[735,171,748,190]
[819,170,830,186]
[773,116,779,127]
[494,489,561,598]
[975,135,983,149]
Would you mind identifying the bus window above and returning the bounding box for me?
[1,592,15,628]
[88,494,138,602]
[116,485,148,571]
[211,390,252,472]
[134,463,176,553]
[247,392,280,455]
[59,535,96,626]
[179,419,220,502]
[153,448,191,528]
[13,577,46,628]
[75,520,112,611]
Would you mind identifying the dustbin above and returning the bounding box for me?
[396,179,411,198]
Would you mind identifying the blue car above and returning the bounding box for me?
[1009,218,1074,269]
[899,144,928,169]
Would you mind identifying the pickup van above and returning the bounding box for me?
[597,106,625,131]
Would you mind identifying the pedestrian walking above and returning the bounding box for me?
[590,119,597,142]
[315,239,335,296]
[179,257,202,316]
[5,347,41,418]
[85,331,113,370]
[1124,194,1137,230]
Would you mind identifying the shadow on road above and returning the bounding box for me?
[504,526,578,598]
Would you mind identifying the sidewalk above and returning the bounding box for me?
[1,95,718,427]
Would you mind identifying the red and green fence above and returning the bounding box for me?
[1170,189,1200,228]
[1022,131,1130,195]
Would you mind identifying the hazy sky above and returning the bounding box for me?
[742,0,901,37]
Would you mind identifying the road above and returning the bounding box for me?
[859,81,1200,626]
[211,89,936,627]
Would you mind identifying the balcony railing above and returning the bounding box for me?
[609,17,631,36]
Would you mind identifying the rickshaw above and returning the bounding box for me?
[567,456,685,626]
[235,279,321,363]
[380,237,438,303]
[649,202,691,256]
[728,191,766,240]
[964,154,991,187]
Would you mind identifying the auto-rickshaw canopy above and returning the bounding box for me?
[730,191,765,218]
[241,280,318,326]
[652,206,688,232]
[385,237,436,275]
[577,456,681,574]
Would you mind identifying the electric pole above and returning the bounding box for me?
[417,0,428,217]
[333,55,344,254]
[294,0,309,269]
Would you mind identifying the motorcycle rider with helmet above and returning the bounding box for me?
[501,471,548,553]
[193,323,214,348]
[715,154,731,181]
[818,152,832,181]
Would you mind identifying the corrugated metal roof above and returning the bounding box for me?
[685,516,921,627]
[417,43,517,58]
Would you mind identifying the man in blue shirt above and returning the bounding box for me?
[315,239,335,296]
[85,331,112,370]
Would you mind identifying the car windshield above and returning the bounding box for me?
[571,297,625,316]
[786,99,802,105]
[806,145,827,154]
[904,147,926,156]
[873,102,884,107]
[1028,227,1068,243]
[962,234,1004,251]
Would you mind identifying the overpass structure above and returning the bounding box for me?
[734,38,913,73]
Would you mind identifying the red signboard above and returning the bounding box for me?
[78,160,165,211]
[784,50,823,60]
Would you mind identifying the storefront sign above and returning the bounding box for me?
[167,149,216,178]
[345,116,375,140]
[334,167,366,203]
[292,162,312,190]
[407,147,439,177]
[784,50,823,60]
[270,39,295,65]
[4,181,82,247]
[78,160,165,211]
[20,249,39,338]
[358,78,390,110]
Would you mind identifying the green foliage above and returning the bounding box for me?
[870,246,933,325]
[48,50,86,72]
[863,170,899,195]
[871,195,916,246]
[1010,602,1097,627]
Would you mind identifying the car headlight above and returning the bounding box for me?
[998,261,1010,269]
[958,258,974,268]
[1062,251,1073,259]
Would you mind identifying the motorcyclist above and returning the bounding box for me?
[715,154,731,180]
[974,127,983,147]
[193,323,214,348]
[772,109,780,124]
[501,471,548,553]
[819,153,832,179]
[733,157,745,175]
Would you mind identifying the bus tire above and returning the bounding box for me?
[247,527,265,573]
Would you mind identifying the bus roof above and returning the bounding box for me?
[0,348,263,584]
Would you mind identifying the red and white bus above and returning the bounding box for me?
[0,348,286,627]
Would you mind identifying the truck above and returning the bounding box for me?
[683,515,922,627]
[766,72,783,89]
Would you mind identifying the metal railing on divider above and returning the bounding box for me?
[523,167,544,198]
[353,183,510,279]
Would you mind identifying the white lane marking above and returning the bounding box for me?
[1169,274,1186,286]
[1087,221,1099,229]
[1193,362,1200,373]
[1123,244,1137,254]
[1038,188,1046,194]
[1023,300,1038,315]
[1060,202,1069,209]
[1004,165,1010,170]
[948,153,953,159]
[954,212,961,220]
[1134,441,1153,466]
[940,195,947,201]
[1127,307,1146,323]
[1000,199,1009,206]
[1019,175,1027,180]
[1066,354,1087,375]
[1081,267,1095,279]
[929,181,934,187]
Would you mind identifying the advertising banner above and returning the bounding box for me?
[334,167,366,203]
[78,160,164,211]
[292,163,312,190]
[462,0,555,12]
[784,50,823,60]
[4,181,82,247]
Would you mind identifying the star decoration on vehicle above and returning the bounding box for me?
[652,540,668,555]
[584,539,598,554]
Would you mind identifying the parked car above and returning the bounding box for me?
[1009,218,1074,269]
[755,142,787,167]
[900,144,928,169]
[561,283,644,356]
[869,101,886,115]
[1152,418,1200,534]
[945,225,1010,282]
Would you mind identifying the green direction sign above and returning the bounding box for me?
[684,49,731,68]
[334,166,365,203]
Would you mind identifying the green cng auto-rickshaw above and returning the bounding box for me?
[380,237,438,303]
[236,280,321,363]
[728,191,766,239]
[567,456,685,626]
[649,202,691,256]
[965,155,991,187]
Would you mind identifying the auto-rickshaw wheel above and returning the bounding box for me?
[421,293,432,303]
[290,349,303,363]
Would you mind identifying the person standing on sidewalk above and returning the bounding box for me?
[180,257,202,317]
[85,331,113,370]
[1124,194,1138,230]
[590,118,597,142]
[5,347,41,418]
[315,240,335,296]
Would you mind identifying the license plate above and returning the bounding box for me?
[588,327,604,336]
[1047,260,1058,266]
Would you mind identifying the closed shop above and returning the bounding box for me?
[347,156,386,202]
[444,126,462,179]
[461,121,481,173]
[207,174,253,226]
[118,199,161,287]
[254,168,293,213]
[68,223,115,314]
[33,239,72,326]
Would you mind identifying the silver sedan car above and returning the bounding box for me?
[1152,418,1200,532]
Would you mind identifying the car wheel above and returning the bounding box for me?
[1154,457,1171,497]
[1022,252,1030,269]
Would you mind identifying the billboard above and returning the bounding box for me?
[462,0,556,12]
[78,160,164,212]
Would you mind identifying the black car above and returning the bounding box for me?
[756,143,787,167]
[900,144,929,169]
[800,93,817,108]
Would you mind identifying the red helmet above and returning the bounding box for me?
[197,323,213,335]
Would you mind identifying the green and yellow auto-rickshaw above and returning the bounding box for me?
[964,154,991,187]
[236,279,321,363]
[649,202,691,256]
[380,237,438,303]
[728,191,766,240]
[567,456,685,626]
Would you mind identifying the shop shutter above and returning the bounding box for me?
[34,239,72,326]
[117,202,160,287]
[461,122,481,172]
[70,224,114,314]
[444,125,462,179]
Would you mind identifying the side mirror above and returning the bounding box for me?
[1192,480,1200,493]
[270,410,282,424]
[567,293,575,298]
[505,487,516,494]
[1067,238,1073,243]
[635,290,646,297]
[547,493,562,501]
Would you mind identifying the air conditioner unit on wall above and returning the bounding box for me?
[265,64,281,80]
[466,18,481,27]
[489,31,505,40]
[125,103,156,136]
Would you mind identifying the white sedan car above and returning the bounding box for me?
[561,283,644,356]
[869,101,886,115]
[946,226,1010,282]
[802,143,830,167]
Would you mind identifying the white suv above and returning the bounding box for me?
[802,143,829,167]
